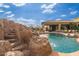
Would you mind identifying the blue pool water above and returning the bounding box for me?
[48,33,79,53]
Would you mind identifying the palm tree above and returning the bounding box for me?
[69,23,79,32]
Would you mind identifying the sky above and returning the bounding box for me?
[0,3,79,26]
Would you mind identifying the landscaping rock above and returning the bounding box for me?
[0,20,52,56]
[0,40,12,56]
[29,35,52,56]
[5,51,24,56]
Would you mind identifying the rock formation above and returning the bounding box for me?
[29,34,52,56]
[0,19,52,56]
[5,51,24,56]
[0,40,12,56]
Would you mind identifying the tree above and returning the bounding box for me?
[69,23,79,32]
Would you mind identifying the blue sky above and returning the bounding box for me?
[0,3,79,26]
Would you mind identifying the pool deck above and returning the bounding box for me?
[58,51,79,56]
[50,51,79,56]
[37,31,78,37]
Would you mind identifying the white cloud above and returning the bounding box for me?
[17,17,35,23]
[56,18,62,21]
[40,20,45,22]
[0,9,4,12]
[15,17,36,26]
[0,4,10,13]
[8,17,42,27]
[70,10,78,15]
[0,4,3,7]
[42,9,53,13]
[7,14,15,18]
[5,11,12,14]
[41,4,46,9]
[41,3,57,14]
[8,17,15,21]
[0,4,10,8]
[61,14,66,17]
[12,3,26,7]
[3,5,10,8]
[41,3,56,9]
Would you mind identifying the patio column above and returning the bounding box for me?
[58,24,61,31]
[49,25,52,31]
[77,23,78,27]
[47,25,50,31]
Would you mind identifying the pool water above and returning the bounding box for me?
[48,33,79,53]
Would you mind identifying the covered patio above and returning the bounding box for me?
[42,20,79,32]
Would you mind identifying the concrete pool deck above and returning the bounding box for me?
[50,51,79,56]
[58,51,79,56]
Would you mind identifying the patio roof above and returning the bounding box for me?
[42,20,79,25]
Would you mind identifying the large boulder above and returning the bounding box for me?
[5,51,24,56]
[29,35,52,56]
[0,40,12,56]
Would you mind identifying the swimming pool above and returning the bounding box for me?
[48,33,79,53]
